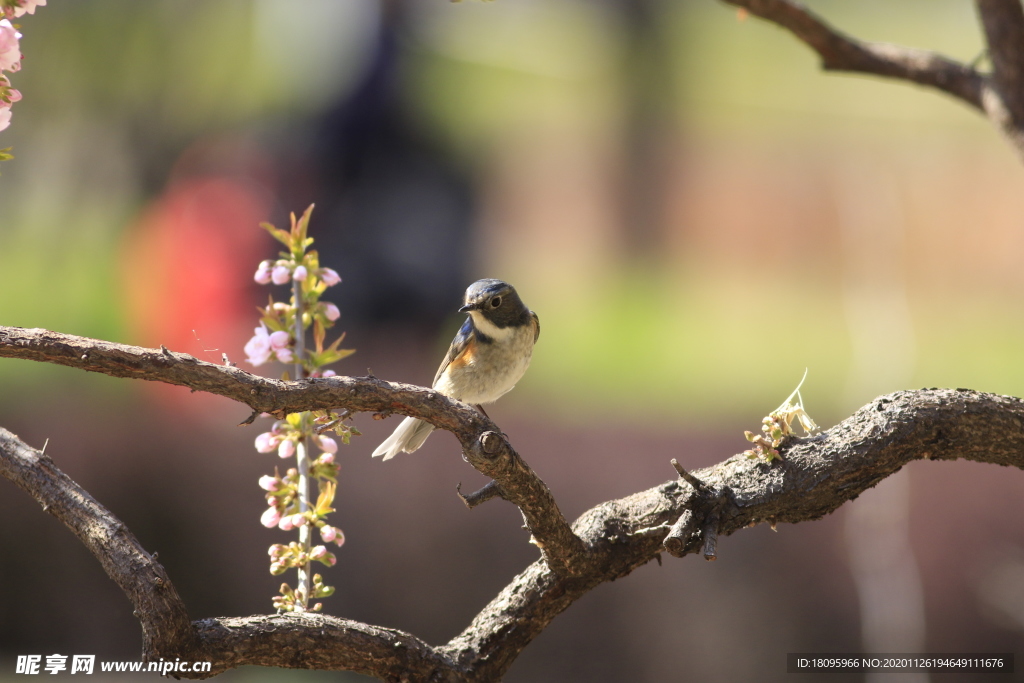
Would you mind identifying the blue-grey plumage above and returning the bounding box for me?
[372,279,539,460]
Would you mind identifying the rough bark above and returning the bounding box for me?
[721,0,1024,162]
[3,327,1024,681]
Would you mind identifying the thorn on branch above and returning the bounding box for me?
[670,458,706,491]
[238,410,260,427]
[702,512,720,562]
[456,480,503,508]
[662,510,697,558]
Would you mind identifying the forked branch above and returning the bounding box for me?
[3,326,1024,681]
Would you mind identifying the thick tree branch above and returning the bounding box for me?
[0,326,585,575]
[721,0,986,110]
[0,427,196,660]
[5,326,1024,681]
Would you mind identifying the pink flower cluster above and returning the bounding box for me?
[244,324,294,366]
[0,20,20,133]
[0,2,43,134]
[254,260,341,288]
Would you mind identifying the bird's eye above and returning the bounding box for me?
[490,296,502,308]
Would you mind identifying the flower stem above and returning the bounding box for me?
[292,278,311,609]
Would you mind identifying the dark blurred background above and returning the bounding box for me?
[2,1,1024,681]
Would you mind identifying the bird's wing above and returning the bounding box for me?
[531,310,540,343]
[433,316,475,388]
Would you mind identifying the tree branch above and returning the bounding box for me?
[5,325,1024,681]
[0,326,585,575]
[721,0,986,110]
[975,0,1024,148]
[0,427,196,660]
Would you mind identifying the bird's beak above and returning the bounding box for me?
[459,302,480,313]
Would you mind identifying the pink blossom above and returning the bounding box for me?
[0,105,9,132]
[293,265,307,281]
[258,475,278,491]
[0,21,20,73]
[290,513,308,528]
[321,369,336,378]
[271,265,291,285]
[260,506,281,529]
[278,515,294,531]
[319,452,335,465]
[3,87,20,103]
[319,525,337,543]
[268,544,284,558]
[319,268,342,287]
[253,261,273,284]
[12,0,46,18]
[269,330,290,349]
[244,325,273,366]
[278,439,295,459]
[310,545,328,561]
[254,432,278,453]
[323,303,340,321]
[274,347,294,363]
[317,435,338,454]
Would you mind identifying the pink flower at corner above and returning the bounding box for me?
[317,435,338,454]
[258,475,279,492]
[278,439,296,459]
[12,0,46,18]
[271,264,291,285]
[244,325,273,366]
[260,506,281,529]
[0,20,21,73]
[323,303,340,321]
[319,268,342,287]
[0,105,10,132]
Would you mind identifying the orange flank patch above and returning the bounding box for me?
[449,343,476,370]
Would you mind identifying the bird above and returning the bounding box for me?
[372,279,539,460]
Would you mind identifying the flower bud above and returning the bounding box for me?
[317,435,338,454]
[293,265,308,281]
[254,261,273,284]
[269,330,290,349]
[323,303,341,321]
[310,545,328,561]
[319,452,335,465]
[275,348,294,363]
[319,268,342,287]
[290,513,308,528]
[278,515,294,531]
[254,432,277,453]
[278,439,296,459]
[271,265,291,285]
[260,506,281,528]
[319,525,337,543]
[321,369,336,378]
[244,325,273,366]
[258,475,279,492]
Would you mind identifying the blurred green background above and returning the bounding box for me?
[2,1,1024,682]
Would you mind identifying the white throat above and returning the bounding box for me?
[469,310,514,341]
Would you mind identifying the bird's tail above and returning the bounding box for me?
[372,417,436,460]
